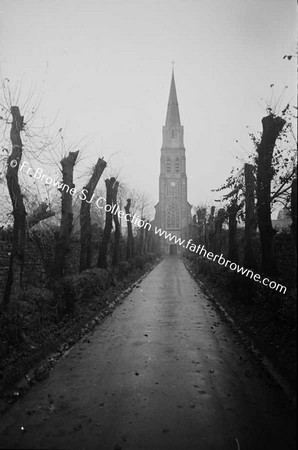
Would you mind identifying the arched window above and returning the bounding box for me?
[171,129,175,138]
[166,203,180,229]
[175,157,180,173]
[166,157,171,173]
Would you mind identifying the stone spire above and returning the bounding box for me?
[162,71,184,149]
[165,71,181,127]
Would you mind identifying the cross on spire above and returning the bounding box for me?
[171,60,175,72]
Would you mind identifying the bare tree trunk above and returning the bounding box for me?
[112,181,121,266]
[291,177,297,244]
[227,201,240,263]
[196,208,207,245]
[97,177,116,269]
[27,202,55,229]
[143,221,150,254]
[125,199,134,260]
[137,218,144,255]
[80,158,106,272]
[53,150,79,278]
[256,115,285,275]
[146,228,154,253]
[207,206,215,250]
[3,106,26,306]
[244,163,257,270]
[214,208,226,254]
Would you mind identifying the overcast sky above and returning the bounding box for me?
[0,0,296,216]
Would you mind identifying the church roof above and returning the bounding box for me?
[165,71,181,127]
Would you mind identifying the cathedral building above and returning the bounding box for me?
[153,71,192,254]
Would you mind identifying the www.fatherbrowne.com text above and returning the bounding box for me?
[154,228,287,294]
[19,160,287,295]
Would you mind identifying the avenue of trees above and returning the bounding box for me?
[0,78,296,388]
[189,98,296,303]
[185,102,296,387]
[0,81,157,355]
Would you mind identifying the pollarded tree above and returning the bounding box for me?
[112,181,121,266]
[97,177,116,269]
[0,78,61,305]
[206,205,216,250]
[80,157,106,272]
[214,100,297,275]
[243,163,257,271]
[52,150,79,278]
[213,208,226,255]
[196,206,207,245]
[124,198,134,260]
[2,106,26,306]
[251,103,296,274]
[227,200,242,263]
[256,114,286,275]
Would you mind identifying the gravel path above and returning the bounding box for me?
[0,257,295,449]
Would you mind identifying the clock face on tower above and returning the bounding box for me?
[166,180,180,197]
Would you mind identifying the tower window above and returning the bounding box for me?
[166,203,180,229]
[171,130,175,138]
[166,157,171,173]
[175,157,180,173]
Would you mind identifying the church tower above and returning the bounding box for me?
[154,71,192,254]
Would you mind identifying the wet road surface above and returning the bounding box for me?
[0,257,296,449]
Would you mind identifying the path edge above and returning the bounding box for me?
[183,258,296,408]
[0,259,161,415]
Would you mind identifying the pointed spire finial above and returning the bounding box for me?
[165,67,181,127]
[171,60,175,73]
